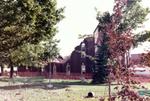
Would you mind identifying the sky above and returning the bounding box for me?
[56,0,150,57]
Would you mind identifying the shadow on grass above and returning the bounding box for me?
[0,76,47,84]
[0,81,90,91]
[0,82,69,91]
[0,78,10,82]
[0,77,117,91]
[0,77,69,90]
[51,80,91,86]
[51,80,119,86]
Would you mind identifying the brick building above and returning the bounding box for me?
[66,37,95,74]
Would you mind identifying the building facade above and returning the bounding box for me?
[66,37,95,74]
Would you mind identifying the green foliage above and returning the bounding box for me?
[0,0,64,52]
[96,12,111,26]
[10,43,44,67]
[92,33,109,84]
[134,31,150,46]
[0,0,64,66]
[41,39,59,61]
[92,12,112,84]
[96,0,150,34]
[10,39,59,67]
[117,0,150,32]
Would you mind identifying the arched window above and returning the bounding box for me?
[81,63,86,74]
[53,64,57,75]
[66,63,70,76]
[81,42,86,58]
[81,42,85,51]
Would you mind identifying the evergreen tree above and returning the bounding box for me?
[92,12,111,84]
[92,33,109,84]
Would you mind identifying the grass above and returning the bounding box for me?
[0,76,150,101]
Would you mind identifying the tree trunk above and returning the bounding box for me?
[49,63,51,83]
[1,65,4,76]
[10,63,14,78]
[108,76,111,101]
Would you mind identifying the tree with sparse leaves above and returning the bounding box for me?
[141,52,150,67]
[92,0,149,84]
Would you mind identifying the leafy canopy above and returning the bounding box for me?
[0,0,64,53]
[0,0,64,66]
[10,39,59,67]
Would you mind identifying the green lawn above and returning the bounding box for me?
[0,77,150,101]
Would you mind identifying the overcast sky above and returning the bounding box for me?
[56,0,150,56]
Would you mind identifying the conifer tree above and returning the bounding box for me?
[92,33,110,84]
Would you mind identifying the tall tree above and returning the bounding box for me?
[92,0,149,84]
[0,0,64,52]
[41,39,59,84]
[92,32,110,84]
[0,0,64,78]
